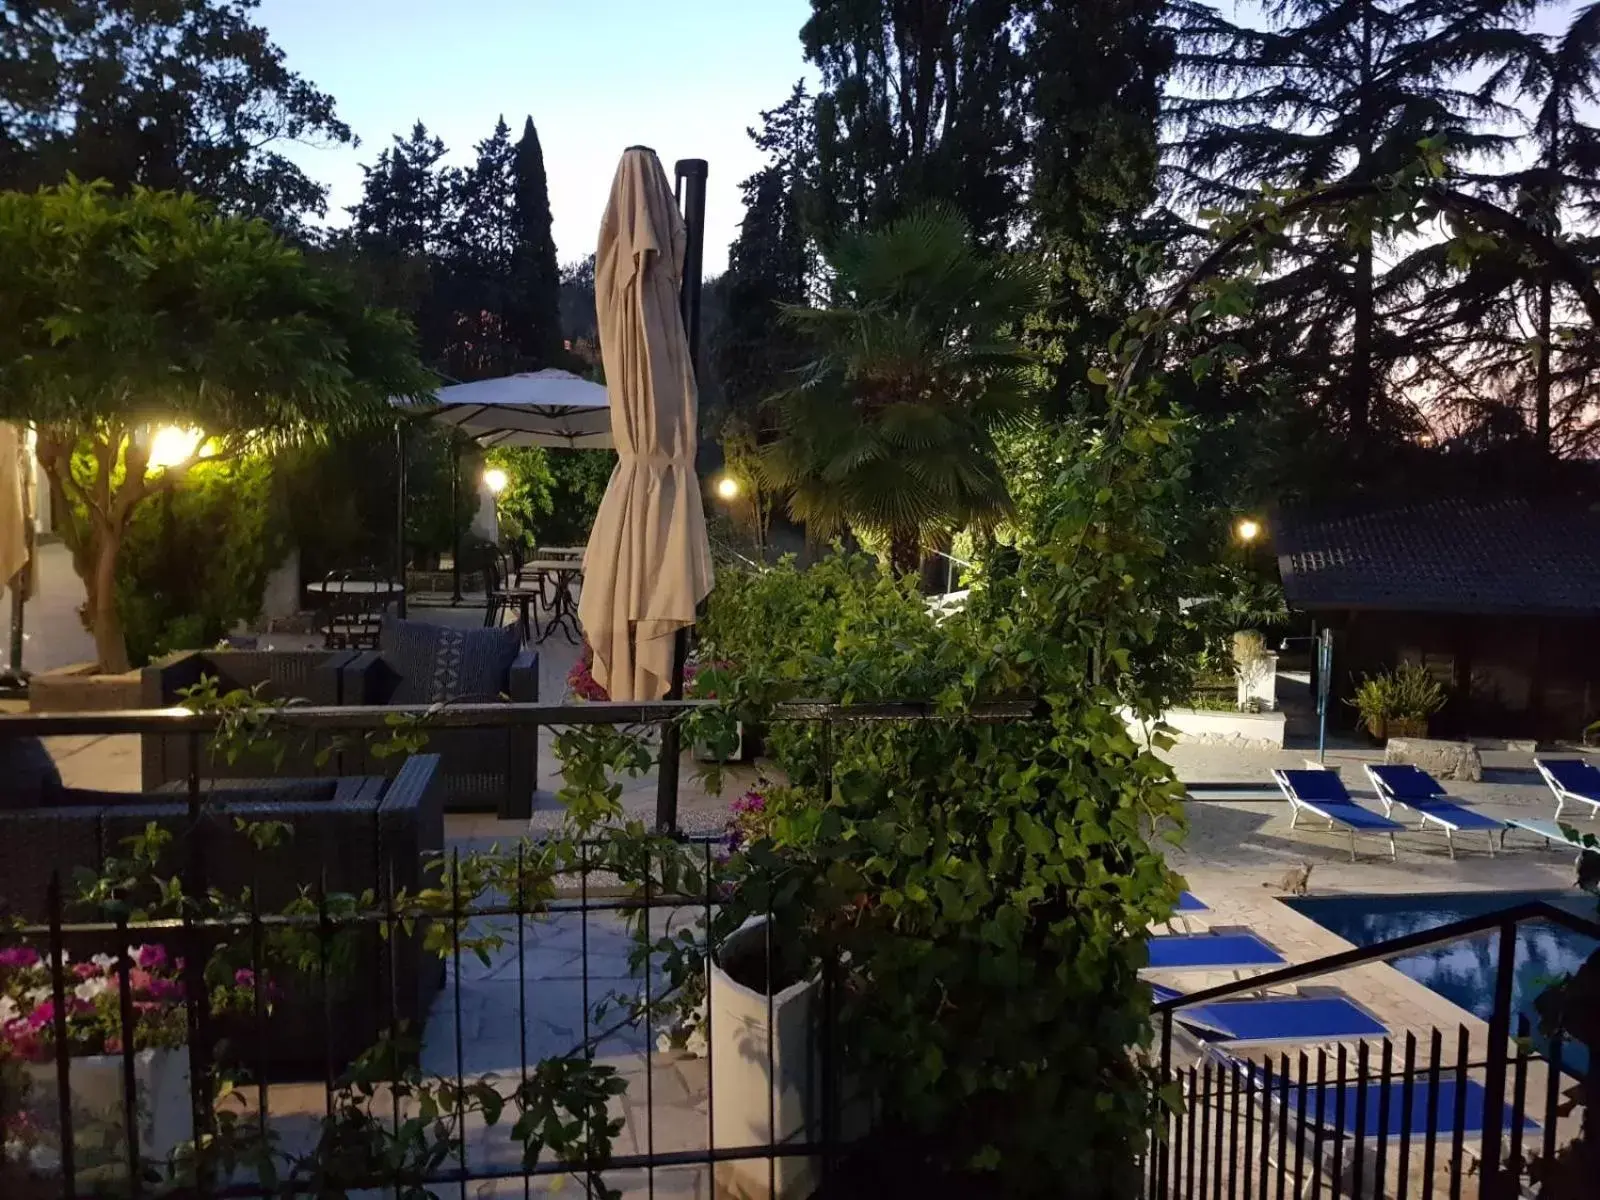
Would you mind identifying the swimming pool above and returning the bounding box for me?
[1289,890,1598,1075]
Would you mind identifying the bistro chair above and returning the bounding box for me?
[321,569,395,651]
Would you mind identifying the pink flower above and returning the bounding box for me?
[146,978,184,1002]
[731,790,766,815]
[25,1001,53,1030]
[104,1036,122,1054]
[0,947,40,969]
[73,961,101,979]
[128,968,154,993]
[135,945,168,970]
[234,968,256,988]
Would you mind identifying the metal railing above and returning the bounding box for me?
[1145,900,1600,1199]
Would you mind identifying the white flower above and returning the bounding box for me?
[0,995,18,1023]
[74,976,111,1003]
[25,986,50,1006]
[91,954,118,973]
[29,1143,61,1172]
[683,1029,708,1059]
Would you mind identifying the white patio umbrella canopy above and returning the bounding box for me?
[580,147,714,701]
[414,369,613,449]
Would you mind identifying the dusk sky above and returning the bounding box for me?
[255,0,818,275]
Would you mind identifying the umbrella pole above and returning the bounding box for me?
[394,422,408,618]
[449,440,463,605]
[654,158,710,834]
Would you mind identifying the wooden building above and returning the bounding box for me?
[1275,498,1600,740]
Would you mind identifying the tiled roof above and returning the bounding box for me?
[1274,498,1600,616]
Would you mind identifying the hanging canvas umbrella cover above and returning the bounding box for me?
[580,147,713,701]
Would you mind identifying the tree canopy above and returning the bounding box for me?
[0,180,430,670]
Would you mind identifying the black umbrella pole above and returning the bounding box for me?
[394,422,408,618]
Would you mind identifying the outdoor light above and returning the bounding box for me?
[483,467,509,495]
[715,475,741,501]
[146,426,203,472]
[1235,517,1262,543]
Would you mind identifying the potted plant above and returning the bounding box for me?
[1349,663,1447,740]
[0,943,254,1182]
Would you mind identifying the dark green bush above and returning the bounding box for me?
[115,455,289,666]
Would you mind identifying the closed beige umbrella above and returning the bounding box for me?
[579,147,714,701]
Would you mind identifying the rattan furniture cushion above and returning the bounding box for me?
[378,616,519,705]
[0,736,63,809]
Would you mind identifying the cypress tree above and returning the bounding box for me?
[509,116,564,368]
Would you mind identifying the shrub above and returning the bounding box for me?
[114,454,289,666]
[1349,663,1448,737]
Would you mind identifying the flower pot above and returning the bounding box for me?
[26,1047,193,1180]
[708,917,819,1200]
[1387,716,1429,740]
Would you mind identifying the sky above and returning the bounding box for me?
[254,0,819,276]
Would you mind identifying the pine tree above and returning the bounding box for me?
[347,123,458,371]
[711,84,819,434]
[1397,3,1600,457]
[1166,0,1531,441]
[509,116,564,368]
[1021,0,1173,416]
[802,0,1030,244]
[450,117,519,379]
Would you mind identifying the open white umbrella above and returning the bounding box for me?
[579,147,714,701]
[414,368,612,449]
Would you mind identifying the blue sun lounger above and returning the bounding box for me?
[1177,891,1208,913]
[1501,817,1599,863]
[1146,931,1286,971]
[1364,764,1502,859]
[1534,758,1600,821]
[1258,1072,1538,1138]
[1272,769,1405,861]
[1152,983,1386,1045]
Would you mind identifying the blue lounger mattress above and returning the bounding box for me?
[1147,932,1285,970]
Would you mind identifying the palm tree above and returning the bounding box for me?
[761,205,1045,576]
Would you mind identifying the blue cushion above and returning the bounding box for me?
[1276,769,1351,802]
[0,736,63,810]
[379,617,519,705]
[1369,763,1445,799]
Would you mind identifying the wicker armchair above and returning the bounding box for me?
[339,646,539,818]
[0,754,446,1080]
[139,649,358,791]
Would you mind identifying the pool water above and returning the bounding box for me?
[1289,890,1598,1076]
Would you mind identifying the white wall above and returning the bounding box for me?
[1123,707,1287,750]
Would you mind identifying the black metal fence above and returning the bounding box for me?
[1145,901,1599,1200]
[1,703,1595,1199]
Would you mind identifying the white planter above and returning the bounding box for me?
[27,1047,193,1179]
[708,918,819,1200]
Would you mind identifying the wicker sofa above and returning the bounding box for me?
[139,649,361,790]
[338,636,540,820]
[0,750,446,1079]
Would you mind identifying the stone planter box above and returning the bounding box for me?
[1385,736,1483,781]
[709,918,820,1200]
[27,663,142,713]
[26,1047,193,1182]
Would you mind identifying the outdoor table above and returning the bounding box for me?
[305,580,405,597]
[537,546,585,558]
[306,579,403,649]
[511,559,582,645]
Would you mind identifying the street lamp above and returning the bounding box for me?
[146,426,203,472]
[483,467,509,495]
[715,475,740,501]
[1235,517,1262,544]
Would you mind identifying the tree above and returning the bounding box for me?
[711,84,819,435]
[0,182,430,671]
[1021,0,1174,416]
[802,0,1030,244]
[448,117,519,379]
[762,206,1045,575]
[0,0,349,227]
[1166,0,1531,441]
[1395,2,1600,458]
[508,116,564,368]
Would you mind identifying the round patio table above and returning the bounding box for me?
[513,559,582,645]
[305,580,405,597]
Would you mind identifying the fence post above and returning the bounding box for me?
[1477,920,1518,1184]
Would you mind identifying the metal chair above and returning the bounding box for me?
[482,554,510,629]
[321,569,394,650]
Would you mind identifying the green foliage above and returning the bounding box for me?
[764,205,1046,573]
[0,0,350,227]
[0,180,429,670]
[115,455,288,666]
[542,450,615,545]
[1348,664,1449,734]
[487,446,557,549]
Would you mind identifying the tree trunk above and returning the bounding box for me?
[888,528,921,579]
[87,526,129,673]
[1535,273,1553,456]
[1350,241,1373,441]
